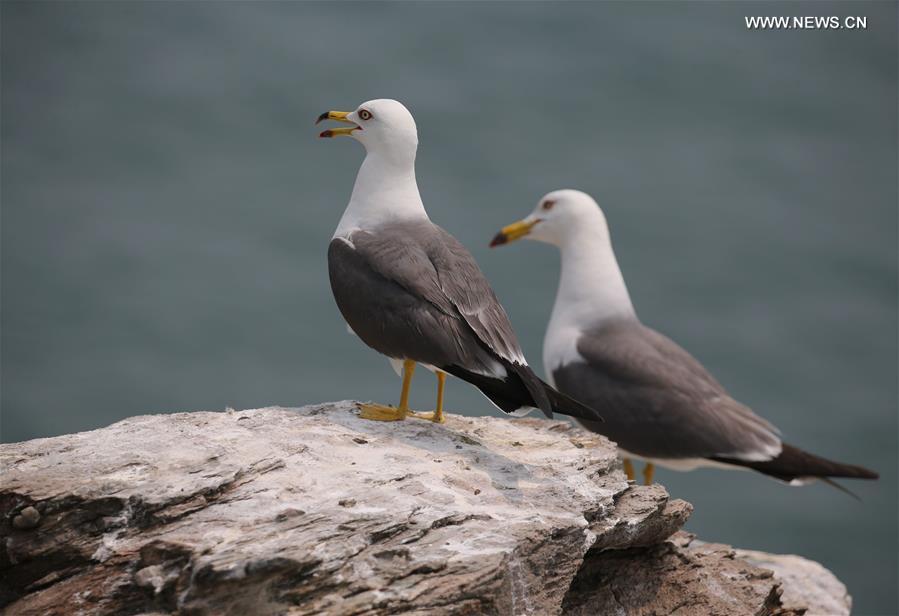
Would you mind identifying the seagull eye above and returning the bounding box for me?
[358,109,373,121]
[542,200,556,211]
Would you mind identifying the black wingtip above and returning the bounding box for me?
[507,363,554,418]
[506,362,602,422]
[854,468,879,480]
[544,382,604,423]
[562,394,604,423]
[712,443,878,485]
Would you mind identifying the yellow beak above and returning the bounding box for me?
[315,110,359,138]
[490,218,539,247]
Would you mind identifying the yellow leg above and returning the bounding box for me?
[435,371,445,423]
[622,458,635,482]
[358,360,416,421]
[643,463,655,485]
[409,371,446,423]
[399,359,415,409]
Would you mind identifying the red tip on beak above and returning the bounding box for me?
[489,232,508,248]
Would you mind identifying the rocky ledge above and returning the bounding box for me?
[1,402,849,615]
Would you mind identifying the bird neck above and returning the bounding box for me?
[547,224,636,341]
[334,150,428,238]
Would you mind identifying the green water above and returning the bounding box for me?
[2,2,896,613]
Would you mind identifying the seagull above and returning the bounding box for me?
[316,101,601,425]
[490,189,878,488]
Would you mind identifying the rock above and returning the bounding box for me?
[11,506,40,531]
[734,548,851,616]
[0,401,849,615]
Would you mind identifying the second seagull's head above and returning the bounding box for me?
[317,99,418,161]
[490,189,611,249]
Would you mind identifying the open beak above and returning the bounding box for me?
[490,217,539,247]
[315,110,360,138]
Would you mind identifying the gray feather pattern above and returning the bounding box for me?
[328,219,527,376]
[554,318,781,460]
[345,219,527,366]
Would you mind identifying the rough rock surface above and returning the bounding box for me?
[0,401,848,615]
[734,548,851,616]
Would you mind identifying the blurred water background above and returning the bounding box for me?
[2,2,896,612]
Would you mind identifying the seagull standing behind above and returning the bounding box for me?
[316,101,601,425]
[491,189,877,489]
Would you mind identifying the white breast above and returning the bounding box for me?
[542,322,586,386]
[541,213,635,383]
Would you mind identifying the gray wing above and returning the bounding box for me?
[553,319,781,461]
[328,220,525,376]
[348,219,527,366]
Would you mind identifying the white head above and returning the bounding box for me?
[322,99,427,236]
[492,189,636,351]
[317,99,418,164]
[490,189,611,250]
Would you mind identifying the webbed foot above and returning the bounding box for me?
[357,403,408,422]
[409,410,445,424]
